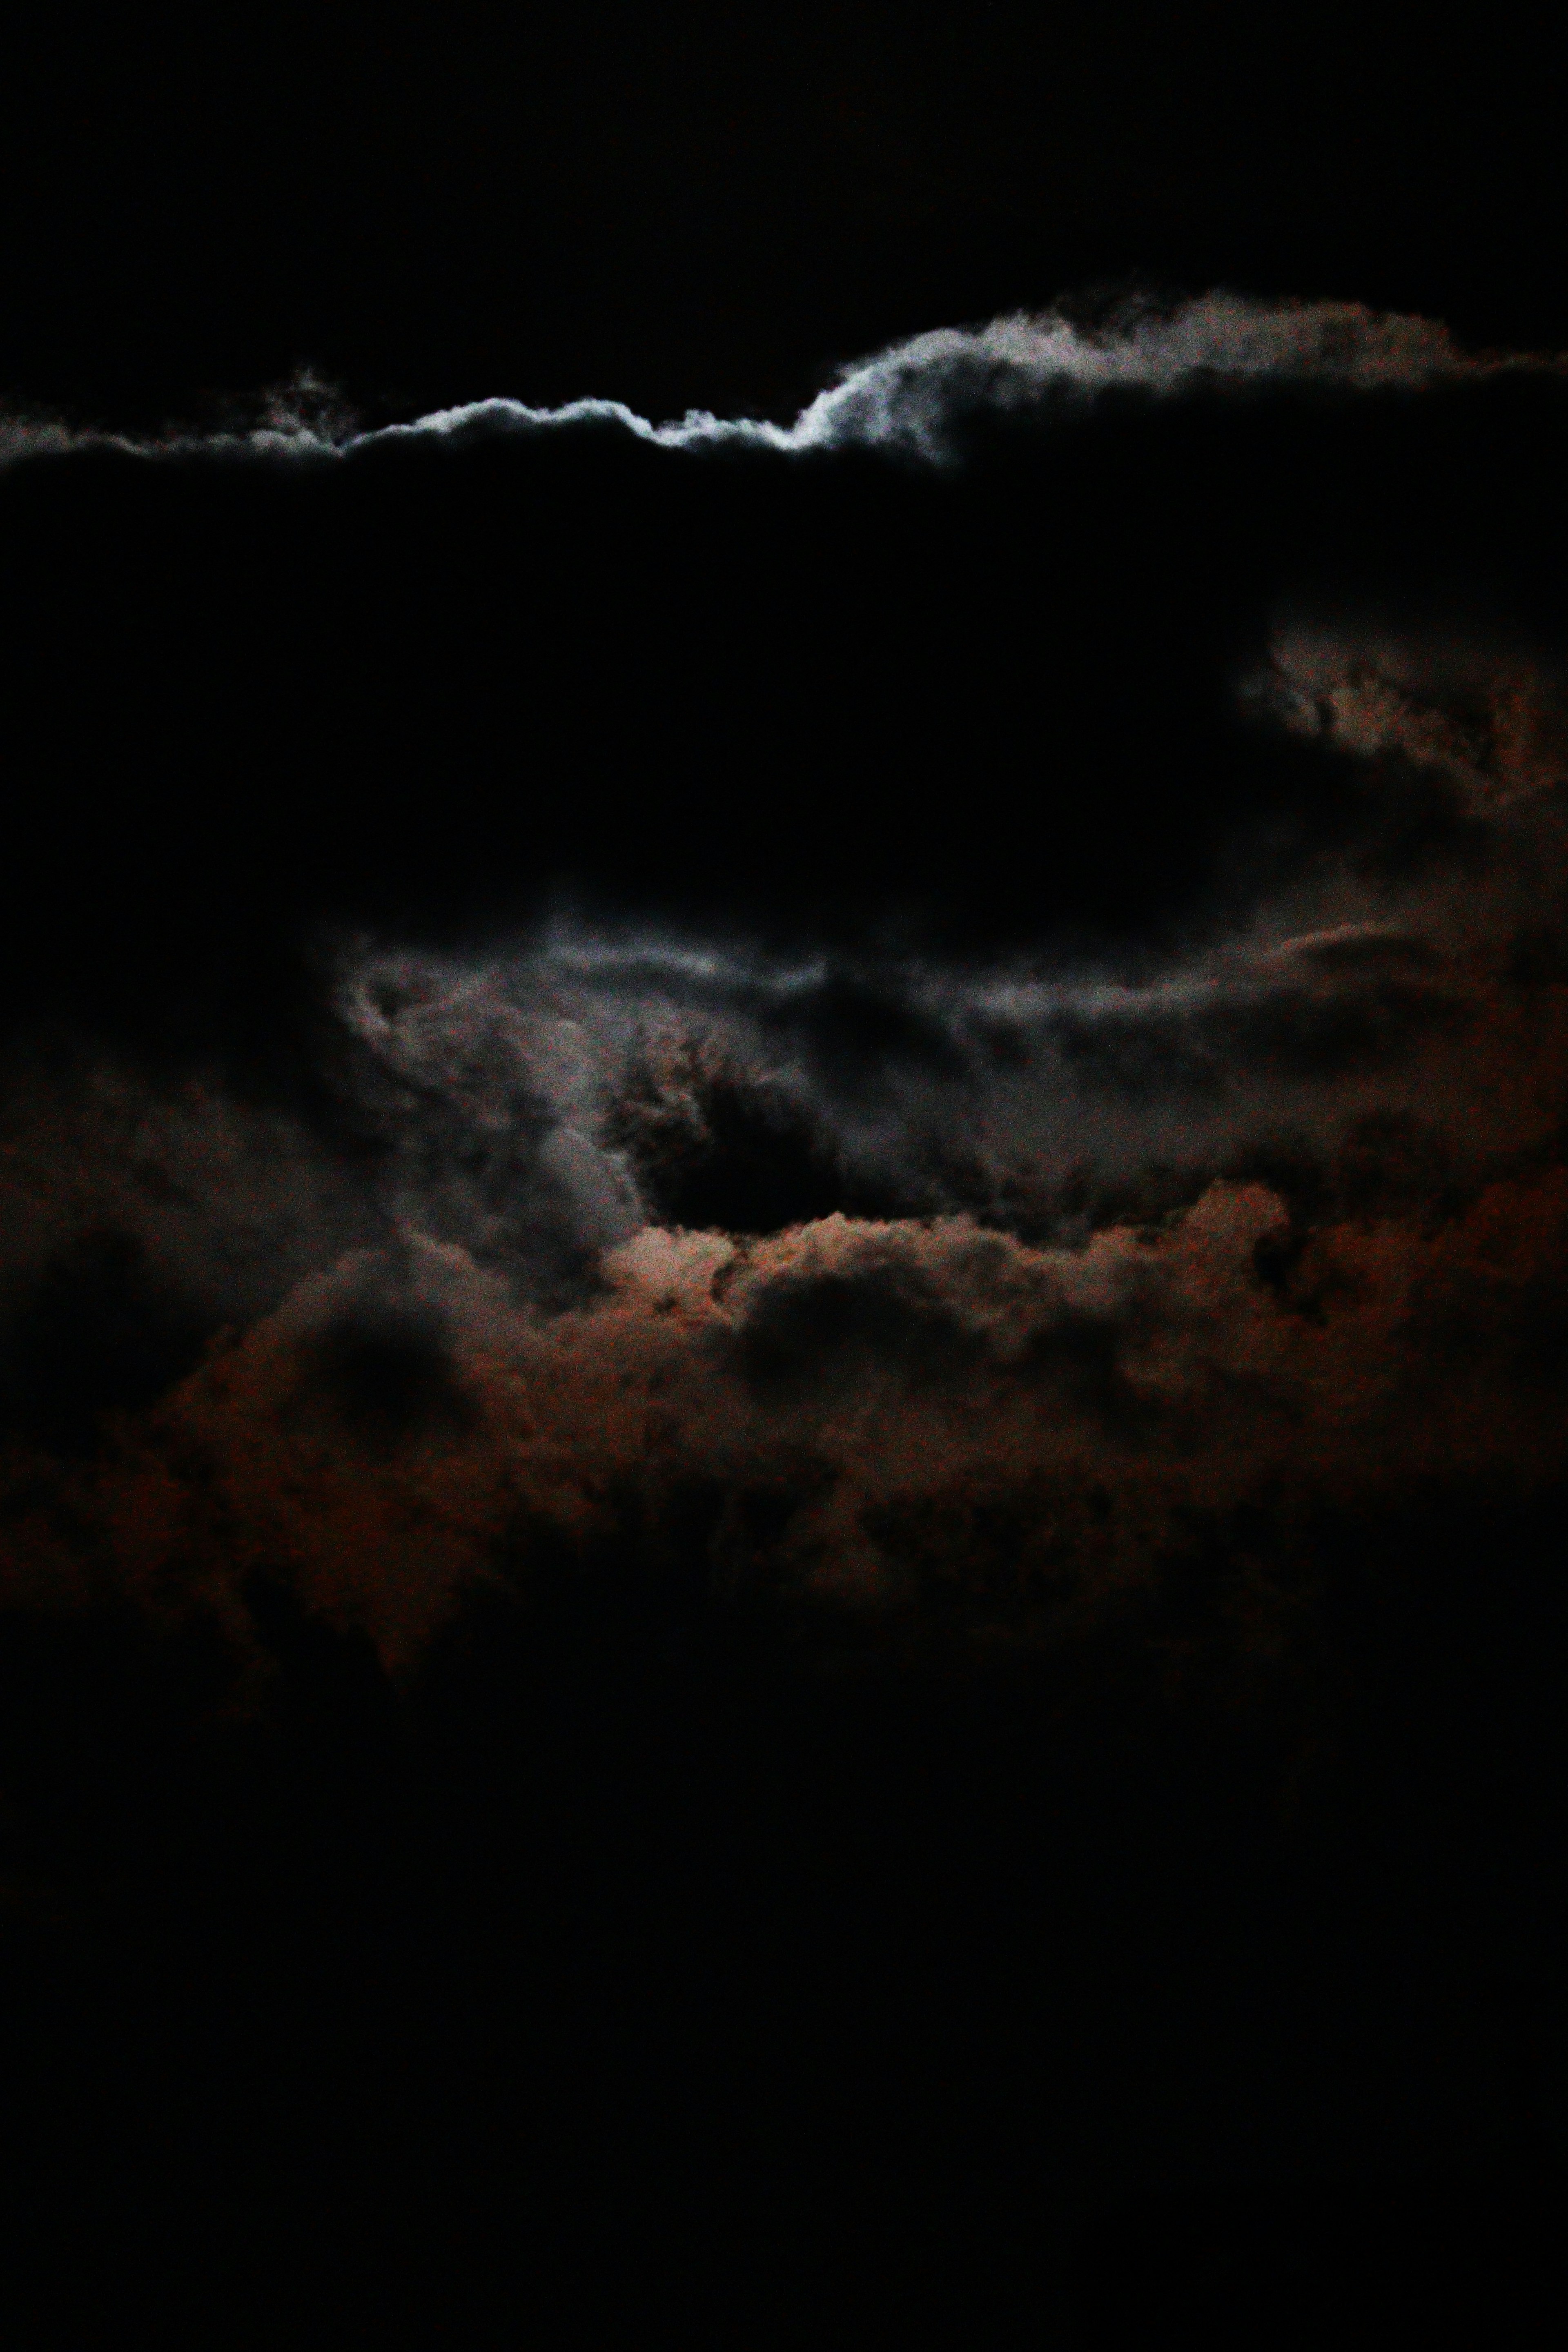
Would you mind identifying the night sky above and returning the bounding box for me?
[2,13,1564,2345]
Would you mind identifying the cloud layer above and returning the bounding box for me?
[3,294,1568,1694]
[3,291,1554,472]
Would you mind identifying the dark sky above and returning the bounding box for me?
[2,16,1566,2347]
[4,6,1565,420]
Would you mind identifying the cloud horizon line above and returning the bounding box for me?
[4,289,1562,474]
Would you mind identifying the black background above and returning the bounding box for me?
[2,11,1565,2346]
[4,5,1566,427]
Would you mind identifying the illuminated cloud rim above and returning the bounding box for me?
[2,292,1561,470]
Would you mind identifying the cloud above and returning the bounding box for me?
[4,296,1568,1707]
[7,1133,1568,1675]
[7,288,1568,1046]
[4,609,1568,1677]
[4,292,1551,474]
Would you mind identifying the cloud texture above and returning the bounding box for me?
[4,294,1568,1694]
[1,290,1552,472]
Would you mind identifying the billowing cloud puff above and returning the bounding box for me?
[6,1145,1568,1675]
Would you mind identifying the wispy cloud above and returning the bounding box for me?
[4,292,1559,472]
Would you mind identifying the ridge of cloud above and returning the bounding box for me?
[2,293,1557,474]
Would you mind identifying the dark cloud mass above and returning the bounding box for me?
[4,295,1568,1656]
[3,296,1567,2335]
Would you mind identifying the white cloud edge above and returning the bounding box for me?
[2,292,1558,474]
